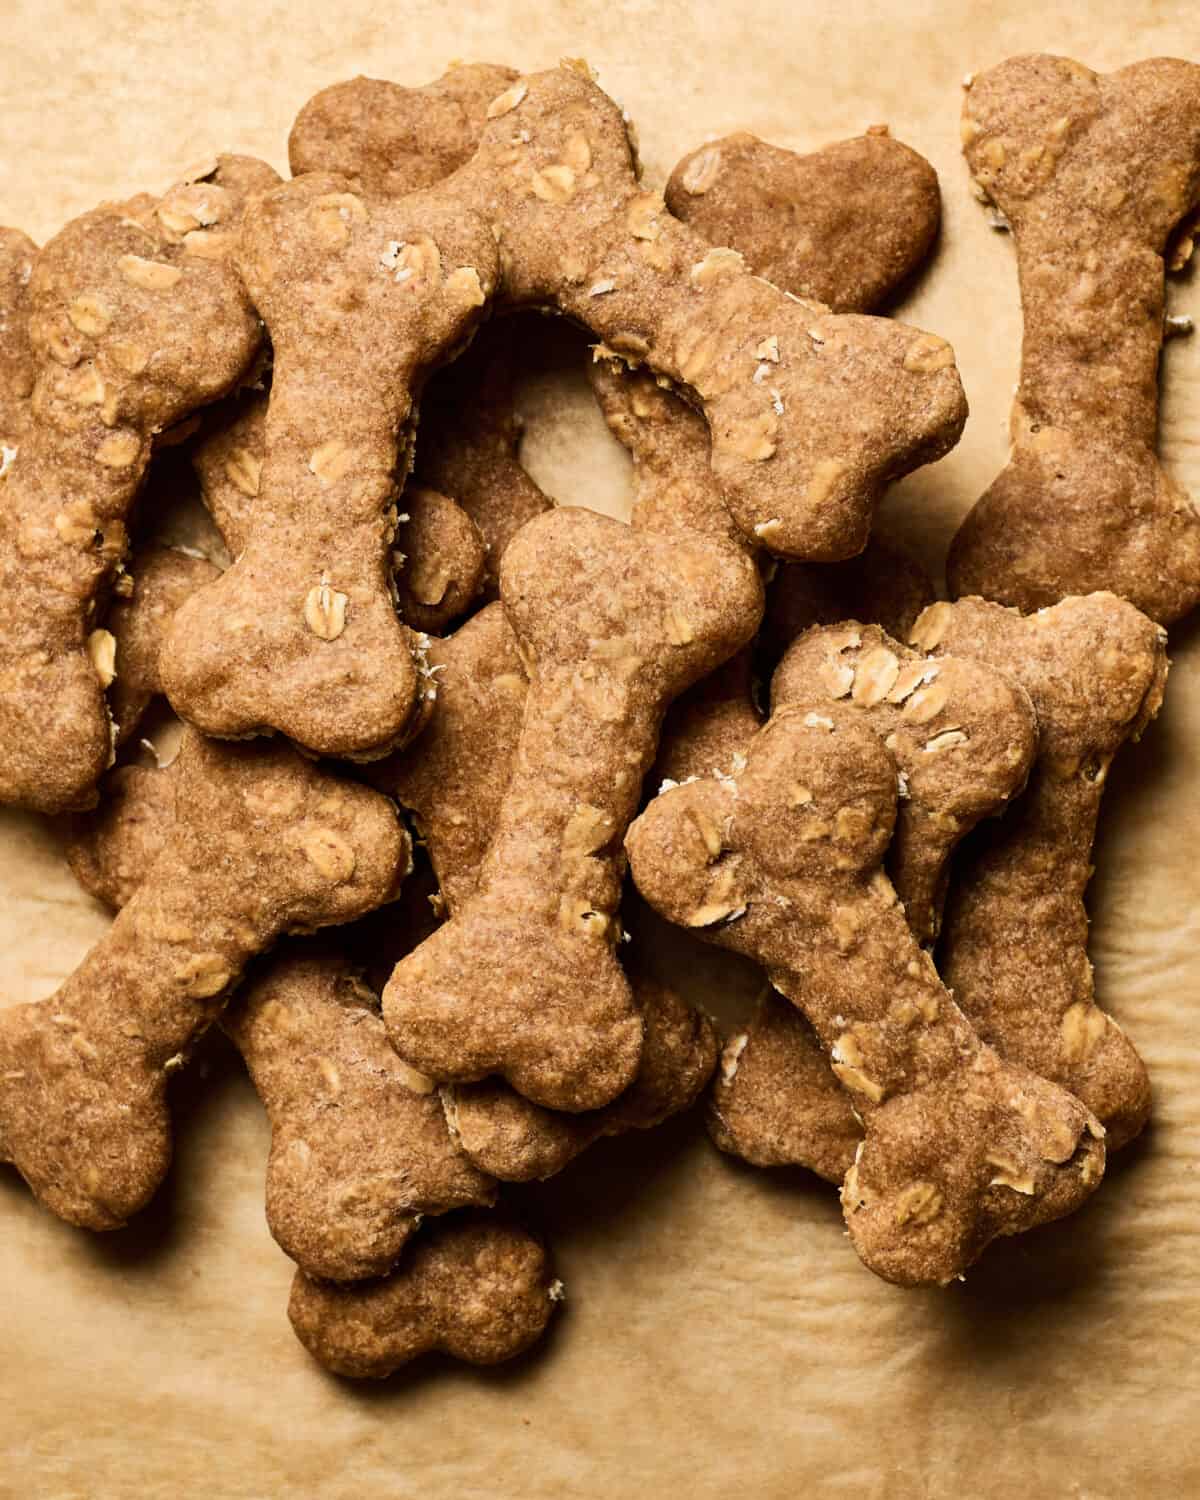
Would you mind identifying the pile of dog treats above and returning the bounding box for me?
[0,50,1195,1377]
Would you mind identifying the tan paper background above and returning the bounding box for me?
[2,1,1199,1495]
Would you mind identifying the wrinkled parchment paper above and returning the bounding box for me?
[2,2,1198,1496]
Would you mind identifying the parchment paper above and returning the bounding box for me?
[2,2,1198,1496]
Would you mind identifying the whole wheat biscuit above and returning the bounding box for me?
[914,592,1168,1148]
[627,702,1105,1286]
[0,157,275,813]
[0,731,408,1229]
[290,63,521,198]
[708,991,861,1184]
[292,62,967,559]
[950,54,1200,623]
[103,542,221,746]
[225,949,496,1281]
[160,173,499,759]
[191,391,489,635]
[0,226,37,447]
[413,320,553,593]
[383,504,761,1111]
[665,129,940,312]
[289,1213,560,1378]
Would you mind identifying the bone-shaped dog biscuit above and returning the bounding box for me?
[0,158,275,812]
[103,542,221,746]
[949,54,1200,624]
[773,623,1037,945]
[446,972,717,1181]
[627,703,1105,1285]
[293,63,967,559]
[161,173,499,758]
[290,63,521,198]
[708,991,862,1184]
[225,949,495,1281]
[914,592,1168,1147]
[289,1213,560,1378]
[384,504,760,1110]
[0,226,37,446]
[666,128,940,312]
[191,391,488,635]
[0,730,407,1229]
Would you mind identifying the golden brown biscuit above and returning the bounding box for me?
[950,54,1200,623]
[103,542,221,746]
[445,973,717,1181]
[914,593,1168,1147]
[0,157,275,812]
[289,63,521,198]
[0,731,408,1229]
[413,320,553,593]
[0,226,37,446]
[666,129,940,312]
[288,1213,560,1378]
[708,992,861,1184]
[224,950,495,1281]
[292,62,967,559]
[383,504,761,1111]
[160,174,499,758]
[191,392,490,635]
[627,702,1105,1286]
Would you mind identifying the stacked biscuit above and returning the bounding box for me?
[0,51,1194,1377]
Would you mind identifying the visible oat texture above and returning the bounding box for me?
[293,63,967,558]
[224,949,495,1281]
[626,702,1106,1286]
[0,157,274,813]
[383,504,760,1110]
[160,172,499,758]
[288,1213,559,1378]
[192,391,491,634]
[915,593,1169,1148]
[0,731,407,1229]
[708,992,862,1184]
[665,130,940,312]
[950,54,1200,624]
[773,622,1037,944]
[0,227,37,446]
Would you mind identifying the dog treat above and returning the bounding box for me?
[0,227,37,446]
[370,602,527,912]
[665,129,940,312]
[445,971,717,1181]
[773,622,1037,945]
[0,731,408,1229]
[413,320,553,592]
[224,949,496,1281]
[626,702,1105,1286]
[0,157,275,813]
[160,172,499,759]
[383,503,761,1111]
[290,63,521,198]
[655,650,762,785]
[949,54,1200,624]
[762,541,934,666]
[104,542,221,745]
[708,990,861,1183]
[64,759,178,911]
[294,62,967,560]
[913,593,1168,1147]
[289,1213,560,1378]
[392,485,487,634]
[63,775,490,1279]
[192,392,489,634]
